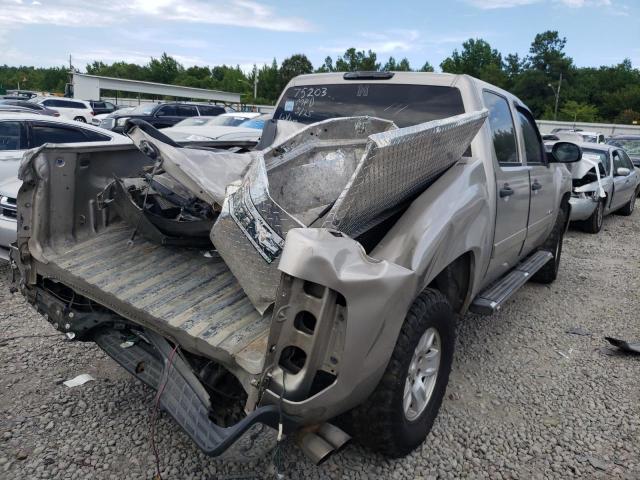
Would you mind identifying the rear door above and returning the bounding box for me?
[517,107,556,254]
[611,149,636,209]
[483,91,530,277]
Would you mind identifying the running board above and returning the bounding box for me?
[470,251,553,315]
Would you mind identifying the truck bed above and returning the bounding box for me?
[38,223,270,374]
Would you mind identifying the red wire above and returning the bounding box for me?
[150,343,179,480]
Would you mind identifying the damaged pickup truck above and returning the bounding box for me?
[11,72,582,463]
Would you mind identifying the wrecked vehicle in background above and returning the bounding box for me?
[11,72,581,463]
[545,141,638,233]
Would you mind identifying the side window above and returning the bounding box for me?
[198,105,223,116]
[156,105,177,117]
[105,102,115,109]
[612,151,626,173]
[0,121,24,150]
[81,129,111,142]
[42,99,56,107]
[177,105,198,117]
[31,124,89,146]
[93,101,105,109]
[482,91,519,165]
[69,101,87,109]
[516,108,544,164]
[619,150,634,171]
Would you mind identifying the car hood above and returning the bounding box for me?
[0,175,20,198]
[163,126,260,141]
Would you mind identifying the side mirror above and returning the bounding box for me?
[615,167,630,177]
[549,142,582,163]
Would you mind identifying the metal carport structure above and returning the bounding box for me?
[71,73,240,104]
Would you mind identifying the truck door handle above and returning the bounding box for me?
[499,185,514,198]
[531,180,542,191]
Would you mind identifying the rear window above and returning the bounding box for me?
[273,83,465,128]
[198,105,225,116]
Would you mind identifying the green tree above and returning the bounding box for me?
[527,31,572,77]
[440,38,506,86]
[383,57,411,71]
[280,54,313,89]
[559,100,598,122]
[315,56,335,73]
[334,48,380,72]
[148,53,183,84]
[419,61,435,72]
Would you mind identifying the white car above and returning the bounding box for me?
[161,112,265,143]
[0,113,132,260]
[30,96,94,123]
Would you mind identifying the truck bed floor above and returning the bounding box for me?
[39,224,269,374]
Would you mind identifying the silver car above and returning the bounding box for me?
[560,143,639,233]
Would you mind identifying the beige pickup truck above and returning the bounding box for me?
[11,72,581,463]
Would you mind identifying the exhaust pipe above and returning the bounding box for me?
[297,423,351,465]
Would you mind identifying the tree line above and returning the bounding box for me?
[0,30,638,123]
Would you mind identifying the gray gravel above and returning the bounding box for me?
[1,209,639,480]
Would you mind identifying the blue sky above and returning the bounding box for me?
[0,0,638,72]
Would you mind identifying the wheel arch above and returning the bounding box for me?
[426,251,475,314]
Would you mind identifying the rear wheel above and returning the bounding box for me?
[618,192,636,216]
[350,289,455,458]
[532,204,568,284]
[581,199,604,234]
[74,116,86,123]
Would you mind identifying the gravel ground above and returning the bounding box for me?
[1,209,639,480]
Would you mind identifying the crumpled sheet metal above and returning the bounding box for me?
[211,159,305,313]
[211,116,396,314]
[127,126,257,206]
[323,109,488,237]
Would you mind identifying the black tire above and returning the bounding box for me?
[532,204,568,284]
[618,192,636,216]
[580,199,604,234]
[349,289,455,458]
[74,116,86,123]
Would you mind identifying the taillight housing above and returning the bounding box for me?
[90,110,95,116]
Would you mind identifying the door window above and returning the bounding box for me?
[482,91,519,165]
[198,105,225,116]
[517,108,544,165]
[32,124,90,146]
[177,105,198,117]
[156,105,177,117]
[0,121,24,150]
[620,150,635,170]
[612,151,626,173]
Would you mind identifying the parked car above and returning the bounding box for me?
[0,113,132,260]
[12,72,580,463]
[161,112,263,144]
[88,100,119,115]
[607,135,640,168]
[547,142,638,233]
[103,102,226,133]
[551,128,605,144]
[29,97,94,123]
[93,106,135,126]
[0,99,59,117]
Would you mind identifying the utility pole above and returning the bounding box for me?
[254,76,258,100]
[548,72,563,121]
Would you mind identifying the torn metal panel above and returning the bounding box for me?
[212,116,396,313]
[127,126,257,206]
[213,113,486,313]
[323,110,488,237]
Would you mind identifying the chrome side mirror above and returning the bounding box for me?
[615,167,631,177]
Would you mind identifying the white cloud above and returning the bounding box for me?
[320,30,421,55]
[0,0,312,31]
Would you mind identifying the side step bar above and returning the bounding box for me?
[470,250,553,315]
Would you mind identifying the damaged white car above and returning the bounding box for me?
[11,72,580,463]
[549,142,639,233]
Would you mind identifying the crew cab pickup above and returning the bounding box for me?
[11,72,581,463]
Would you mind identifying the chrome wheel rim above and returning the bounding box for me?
[403,327,441,421]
